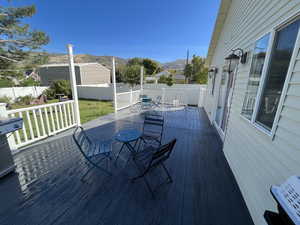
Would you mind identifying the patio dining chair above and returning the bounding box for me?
[141,113,164,147]
[132,139,177,198]
[73,126,113,181]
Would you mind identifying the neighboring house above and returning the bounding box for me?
[205,1,300,225]
[145,71,171,84]
[155,70,171,78]
[173,74,185,83]
[38,63,111,85]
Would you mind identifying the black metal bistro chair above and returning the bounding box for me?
[132,139,177,198]
[141,113,164,147]
[73,126,113,181]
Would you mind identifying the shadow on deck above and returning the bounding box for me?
[0,107,254,225]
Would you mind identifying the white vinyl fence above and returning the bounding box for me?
[0,86,49,101]
[143,84,207,107]
[116,90,141,110]
[2,100,77,150]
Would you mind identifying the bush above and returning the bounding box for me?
[20,78,40,87]
[15,95,34,105]
[0,96,12,104]
[0,78,14,88]
[44,80,72,99]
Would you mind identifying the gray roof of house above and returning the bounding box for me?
[38,63,110,71]
[174,74,185,80]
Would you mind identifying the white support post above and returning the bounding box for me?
[130,88,133,106]
[0,103,16,150]
[112,57,117,113]
[162,88,165,106]
[140,66,144,93]
[67,44,81,126]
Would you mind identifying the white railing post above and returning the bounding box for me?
[112,57,117,113]
[140,66,144,94]
[0,103,16,150]
[130,88,133,106]
[162,88,165,106]
[67,44,81,126]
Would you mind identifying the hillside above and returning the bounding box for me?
[162,59,188,70]
[40,53,187,71]
[46,53,127,69]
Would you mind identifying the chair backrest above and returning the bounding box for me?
[143,114,164,140]
[73,126,94,159]
[150,139,177,168]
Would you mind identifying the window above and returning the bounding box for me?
[256,19,300,130]
[242,34,270,120]
[241,34,270,120]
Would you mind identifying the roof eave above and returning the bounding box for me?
[206,0,232,67]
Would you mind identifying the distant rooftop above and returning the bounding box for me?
[38,62,110,70]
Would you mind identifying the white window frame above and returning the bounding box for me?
[240,13,300,138]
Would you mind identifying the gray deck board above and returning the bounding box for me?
[0,107,254,225]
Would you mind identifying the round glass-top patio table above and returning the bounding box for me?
[115,129,142,162]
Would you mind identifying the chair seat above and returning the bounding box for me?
[134,146,156,167]
[87,140,112,157]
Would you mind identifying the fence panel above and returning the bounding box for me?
[116,90,141,111]
[7,100,77,149]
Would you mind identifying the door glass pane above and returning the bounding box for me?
[256,19,300,130]
[241,34,270,120]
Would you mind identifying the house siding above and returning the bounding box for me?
[39,66,81,86]
[39,64,111,86]
[205,1,300,225]
[80,64,111,85]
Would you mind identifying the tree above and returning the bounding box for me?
[166,76,174,86]
[127,57,161,75]
[191,55,207,84]
[44,80,71,99]
[127,57,143,66]
[184,64,193,83]
[158,75,167,84]
[158,75,173,86]
[0,4,49,74]
[123,65,141,88]
[183,55,208,84]
[142,58,161,75]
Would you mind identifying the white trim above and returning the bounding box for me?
[251,30,275,124]
[239,114,272,137]
[213,120,225,141]
[270,23,300,139]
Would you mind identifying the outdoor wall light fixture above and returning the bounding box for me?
[208,67,218,79]
[225,48,248,64]
[225,48,248,73]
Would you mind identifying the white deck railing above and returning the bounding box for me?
[6,100,77,149]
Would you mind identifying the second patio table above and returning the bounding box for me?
[115,129,142,162]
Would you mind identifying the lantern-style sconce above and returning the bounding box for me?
[225,48,248,73]
[208,67,218,79]
[208,67,218,95]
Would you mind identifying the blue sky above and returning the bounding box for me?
[5,0,220,62]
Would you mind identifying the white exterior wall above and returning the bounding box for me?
[0,86,49,102]
[205,1,300,225]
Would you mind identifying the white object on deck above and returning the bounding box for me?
[112,57,117,113]
[67,44,81,126]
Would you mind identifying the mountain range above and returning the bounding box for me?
[45,53,187,71]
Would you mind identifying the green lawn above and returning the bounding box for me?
[77,100,114,124]
[9,99,114,143]
[11,99,114,124]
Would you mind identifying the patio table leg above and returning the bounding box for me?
[115,143,125,163]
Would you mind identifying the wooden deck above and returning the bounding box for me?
[0,107,254,225]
